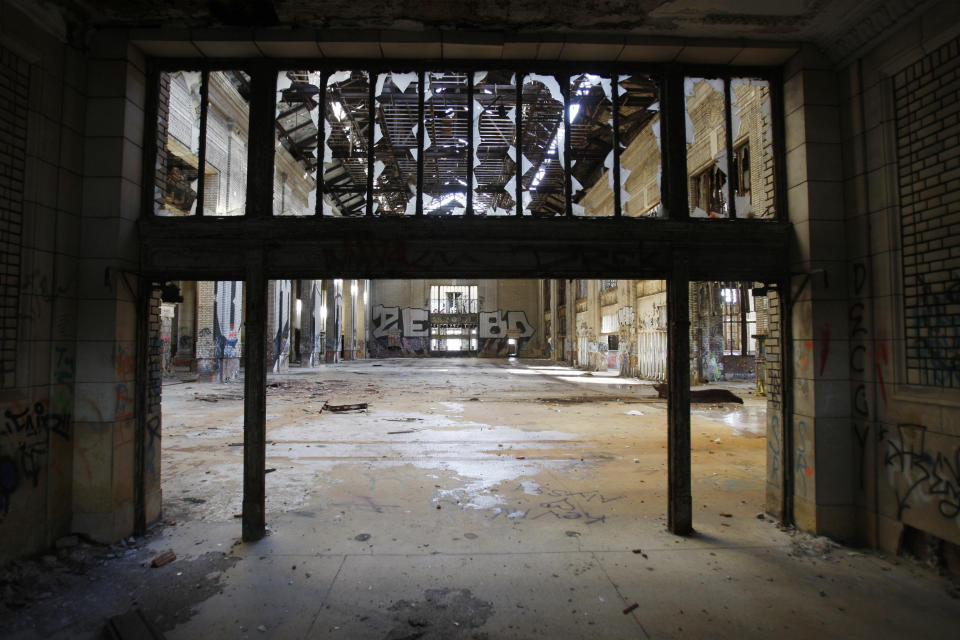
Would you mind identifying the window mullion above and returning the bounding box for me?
[366,71,375,216]
[317,70,328,217]
[196,69,209,216]
[562,77,572,218]
[612,72,622,218]
[515,71,524,216]
[467,72,474,217]
[724,77,736,219]
[417,70,425,216]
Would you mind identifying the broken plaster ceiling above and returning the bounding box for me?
[32,0,940,63]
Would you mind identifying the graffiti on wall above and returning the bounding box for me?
[885,424,960,521]
[370,305,535,356]
[273,280,290,372]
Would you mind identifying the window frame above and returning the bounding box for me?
[142,59,786,224]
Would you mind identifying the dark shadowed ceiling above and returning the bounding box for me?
[25,0,938,63]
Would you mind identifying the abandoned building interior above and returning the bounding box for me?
[2,0,960,637]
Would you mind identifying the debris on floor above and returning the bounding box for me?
[323,402,368,412]
[150,551,176,568]
[193,393,243,402]
[653,384,744,404]
[623,602,639,614]
[103,609,166,639]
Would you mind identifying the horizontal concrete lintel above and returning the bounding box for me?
[122,27,798,65]
[139,217,790,281]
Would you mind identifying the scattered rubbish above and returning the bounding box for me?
[464,532,478,539]
[719,512,733,518]
[581,372,594,377]
[632,549,642,554]
[150,551,176,568]
[388,430,417,435]
[386,417,422,422]
[565,531,581,537]
[625,410,645,416]
[233,514,242,518]
[515,456,526,460]
[324,402,368,412]
[354,533,371,542]
[436,505,442,509]
[193,392,243,402]
[633,458,640,463]
[181,497,205,504]
[257,625,267,632]
[623,603,639,614]
[713,438,722,444]
[468,397,480,401]
[265,468,276,474]
[756,513,765,520]
[103,609,165,639]
[652,384,744,404]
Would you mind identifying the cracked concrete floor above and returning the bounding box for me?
[4,358,959,639]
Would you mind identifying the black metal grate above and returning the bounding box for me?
[0,45,28,389]
[894,36,960,388]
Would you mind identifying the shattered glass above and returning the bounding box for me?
[374,72,419,216]
[155,70,201,216]
[568,73,613,217]
[472,71,517,216]
[731,78,776,219]
[423,72,469,216]
[618,74,662,218]
[521,74,566,216]
[274,71,320,216]
[204,70,251,216]
[684,77,728,219]
[323,70,369,216]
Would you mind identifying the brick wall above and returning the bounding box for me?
[894,36,960,388]
[0,45,28,389]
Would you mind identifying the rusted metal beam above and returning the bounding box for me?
[241,258,267,541]
[667,251,692,535]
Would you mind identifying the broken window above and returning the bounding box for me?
[568,73,613,217]
[151,65,774,221]
[721,284,756,355]
[204,71,250,216]
[423,72,469,215]
[731,78,775,218]
[473,71,517,215]
[274,71,320,216]
[374,71,420,216]
[690,164,726,216]
[685,77,727,218]
[521,74,566,216]
[617,74,662,217]
[155,70,202,216]
[324,70,369,216]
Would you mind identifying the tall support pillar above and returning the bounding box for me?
[242,254,267,541]
[667,253,692,535]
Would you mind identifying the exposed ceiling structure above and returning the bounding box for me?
[27,0,937,64]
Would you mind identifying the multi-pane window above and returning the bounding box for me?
[151,66,777,221]
[575,279,588,299]
[600,279,618,291]
[721,284,756,355]
[429,285,478,314]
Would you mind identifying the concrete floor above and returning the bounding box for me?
[3,358,959,638]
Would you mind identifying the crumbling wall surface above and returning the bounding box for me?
[0,6,85,564]
[838,2,960,553]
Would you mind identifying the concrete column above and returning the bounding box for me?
[325,279,342,363]
[781,45,852,538]
[70,34,147,542]
[194,281,216,378]
[172,280,195,368]
[667,255,692,535]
